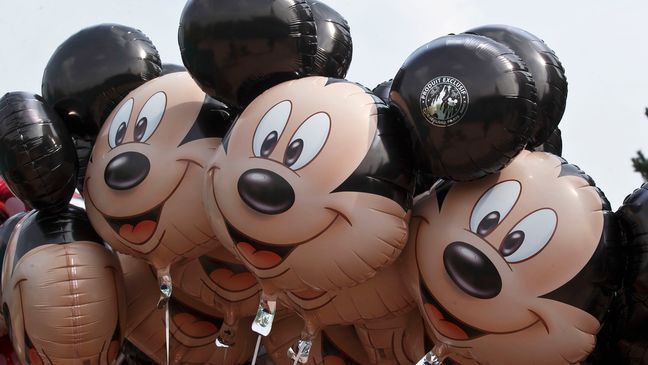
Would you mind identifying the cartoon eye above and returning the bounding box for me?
[134,92,166,142]
[470,180,521,236]
[108,98,134,148]
[253,100,291,157]
[284,113,330,170]
[501,209,557,263]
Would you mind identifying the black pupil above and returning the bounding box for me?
[134,117,147,141]
[477,211,500,236]
[115,122,127,146]
[284,139,304,167]
[261,131,278,157]
[500,230,525,256]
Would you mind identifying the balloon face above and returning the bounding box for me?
[205,76,414,292]
[1,206,126,365]
[405,151,619,365]
[172,246,261,315]
[121,254,256,365]
[390,34,537,181]
[84,72,232,269]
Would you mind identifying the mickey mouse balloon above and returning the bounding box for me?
[390,34,538,181]
[83,72,233,304]
[403,151,621,364]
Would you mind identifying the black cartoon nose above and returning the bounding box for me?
[238,168,294,215]
[443,241,502,299]
[104,151,151,190]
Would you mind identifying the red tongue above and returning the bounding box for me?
[118,220,157,244]
[209,269,257,291]
[424,303,469,340]
[237,242,282,269]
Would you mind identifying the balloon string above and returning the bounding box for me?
[250,335,262,365]
[165,304,170,365]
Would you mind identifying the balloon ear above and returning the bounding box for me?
[465,25,567,147]
[0,93,77,213]
[161,63,187,75]
[42,24,162,139]
[42,24,162,192]
[390,34,538,181]
[179,0,352,110]
[307,0,353,78]
[530,127,562,156]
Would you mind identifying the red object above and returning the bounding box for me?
[0,336,17,365]
[0,178,27,224]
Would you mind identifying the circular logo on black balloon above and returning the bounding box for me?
[420,76,469,127]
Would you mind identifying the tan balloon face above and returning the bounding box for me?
[84,72,224,269]
[407,151,606,364]
[206,76,409,292]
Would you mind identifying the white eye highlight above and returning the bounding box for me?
[108,98,134,148]
[470,180,521,236]
[134,92,166,142]
[253,100,291,157]
[502,209,557,263]
[284,113,330,170]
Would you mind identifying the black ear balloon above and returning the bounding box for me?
[161,63,187,75]
[0,93,77,213]
[42,24,162,139]
[179,0,352,110]
[466,25,567,147]
[390,34,538,181]
[531,127,562,156]
[307,0,353,78]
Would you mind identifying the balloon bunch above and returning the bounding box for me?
[0,1,644,365]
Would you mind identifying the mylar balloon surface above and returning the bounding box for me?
[390,34,538,181]
[466,25,567,147]
[83,72,232,271]
[1,206,126,365]
[0,93,77,213]
[42,24,161,139]
[179,0,352,110]
[204,76,415,294]
[403,150,621,365]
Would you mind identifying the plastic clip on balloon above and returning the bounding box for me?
[465,25,568,148]
[390,33,538,181]
[403,151,622,365]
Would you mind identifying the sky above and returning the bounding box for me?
[1,0,647,209]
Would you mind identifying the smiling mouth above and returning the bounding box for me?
[420,281,486,340]
[198,255,259,292]
[226,223,296,270]
[106,204,163,245]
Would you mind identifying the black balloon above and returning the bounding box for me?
[608,184,648,364]
[179,0,352,110]
[531,127,562,156]
[372,79,393,104]
[42,24,162,139]
[0,93,77,213]
[161,63,187,75]
[466,25,567,147]
[390,34,538,181]
[307,0,353,78]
